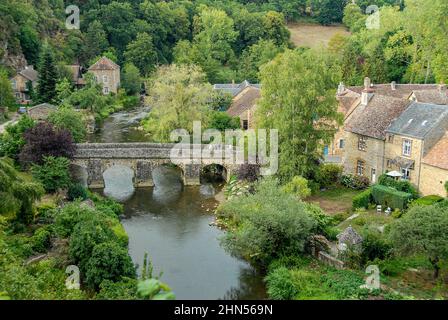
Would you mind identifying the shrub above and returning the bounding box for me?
[341,174,370,190]
[378,174,419,199]
[48,106,87,143]
[208,111,240,131]
[360,230,392,265]
[67,183,88,201]
[96,279,139,300]
[54,202,98,237]
[265,267,298,300]
[31,227,52,253]
[282,176,311,199]
[315,164,342,188]
[85,242,136,289]
[31,156,71,193]
[352,188,372,209]
[219,178,316,266]
[371,184,413,210]
[69,219,118,270]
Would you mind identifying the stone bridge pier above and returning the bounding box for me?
[71,143,241,188]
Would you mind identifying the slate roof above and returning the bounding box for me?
[345,94,410,140]
[18,66,38,82]
[411,89,448,105]
[337,226,363,246]
[423,131,448,170]
[88,57,120,71]
[28,103,57,111]
[386,102,448,139]
[213,80,261,97]
[347,84,440,99]
[227,86,260,117]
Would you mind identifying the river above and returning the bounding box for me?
[88,108,267,300]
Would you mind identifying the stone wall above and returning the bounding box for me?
[419,164,448,196]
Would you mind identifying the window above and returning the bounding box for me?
[356,160,365,176]
[401,168,410,180]
[402,139,412,156]
[339,139,345,149]
[103,75,108,83]
[103,87,109,94]
[388,134,394,143]
[371,168,377,183]
[242,120,249,130]
[11,79,16,90]
[358,136,367,151]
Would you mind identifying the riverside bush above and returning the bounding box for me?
[265,267,298,300]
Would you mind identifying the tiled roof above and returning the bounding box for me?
[423,131,448,170]
[411,89,448,105]
[226,86,260,117]
[345,94,410,140]
[28,103,57,111]
[347,84,440,99]
[386,102,448,139]
[337,90,360,116]
[19,67,38,82]
[214,80,261,97]
[88,57,120,71]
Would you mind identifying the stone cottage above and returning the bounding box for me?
[88,57,120,95]
[213,80,261,130]
[10,65,38,104]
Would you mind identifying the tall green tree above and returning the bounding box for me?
[0,71,16,108]
[124,32,158,76]
[256,49,343,182]
[84,20,109,62]
[121,63,141,96]
[36,44,58,103]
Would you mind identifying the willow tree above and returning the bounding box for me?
[142,65,213,142]
[256,49,343,182]
[0,158,44,224]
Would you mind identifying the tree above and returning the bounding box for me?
[124,32,158,76]
[312,0,349,25]
[121,63,141,96]
[0,157,44,224]
[282,176,312,199]
[19,122,75,166]
[48,106,86,143]
[0,115,35,160]
[262,11,291,47]
[18,25,41,66]
[142,65,213,142]
[84,20,109,62]
[389,204,448,279]
[256,49,343,182]
[0,70,15,108]
[342,3,366,32]
[85,241,136,289]
[208,112,240,131]
[36,44,58,103]
[31,156,71,193]
[54,78,73,104]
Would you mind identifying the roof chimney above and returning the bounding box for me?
[391,81,397,91]
[364,77,371,91]
[337,82,346,95]
[25,65,34,70]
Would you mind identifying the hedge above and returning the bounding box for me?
[352,188,372,209]
[410,195,444,207]
[371,185,412,210]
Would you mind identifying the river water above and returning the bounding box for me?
[89,108,266,300]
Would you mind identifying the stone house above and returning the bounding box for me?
[420,132,448,196]
[88,57,120,95]
[213,80,261,130]
[10,65,38,104]
[66,64,86,89]
[384,102,448,188]
[27,103,57,121]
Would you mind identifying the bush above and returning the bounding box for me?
[54,202,98,237]
[69,219,118,270]
[96,279,139,300]
[282,176,311,199]
[371,184,413,210]
[315,164,342,188]
[48,106,87,143]
[341,174,370,190]
[31,156,71,193]
[352,188,372,209]
[378,174,419,199]
[31,227,52,253]
[67,183,88,201]
[265,267,298,300]
[219,178,316,266]
[360,230,392,265]
[85,242,136,289]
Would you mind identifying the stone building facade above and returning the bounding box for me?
[10,65,38,104]
[88,57,120,95]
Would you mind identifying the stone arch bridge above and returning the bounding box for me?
[72,143,243,188]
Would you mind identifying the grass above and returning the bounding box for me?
[308,186,362,215]
[288,23,351,49]
[337,210,394,233]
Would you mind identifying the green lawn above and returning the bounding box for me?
[308,187,363,215]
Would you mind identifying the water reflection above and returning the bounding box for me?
[103,165,135,202]
[118,167,266,300]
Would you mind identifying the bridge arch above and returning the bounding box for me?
[103,164,135,202]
